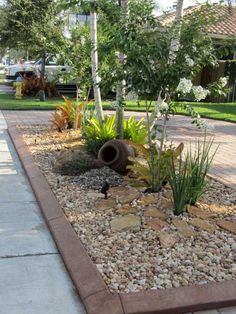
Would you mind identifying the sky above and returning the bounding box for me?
[156,0,219,11]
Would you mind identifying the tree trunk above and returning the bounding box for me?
[116,0,129,139]
[40,50,46,81]
[39,50,46,101]
[169,0,184,61]
[90,11,104,126]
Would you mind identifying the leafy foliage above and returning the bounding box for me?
[123,116,147,144]
[83,115,117,156]
[51,97,86,131]
[128,142,184,192]
[22,76,58,97]
[56,152,96,176]
[50,111,67,132]
[0,0,66,83]
[83,114,148,156]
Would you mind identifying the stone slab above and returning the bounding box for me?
[0,254,86,314]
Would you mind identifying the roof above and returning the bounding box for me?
[160,4,236,38]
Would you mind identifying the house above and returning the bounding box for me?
[162,4,236,101]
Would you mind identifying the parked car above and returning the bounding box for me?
[5,55,70,82]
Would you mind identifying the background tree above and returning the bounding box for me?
[0,0,66,99]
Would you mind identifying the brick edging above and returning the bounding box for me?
[8,125,236,314]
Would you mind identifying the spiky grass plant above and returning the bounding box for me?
[169,135,217,215]
[186,136,218,205]
[169,155,192,215]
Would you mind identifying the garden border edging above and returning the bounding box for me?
[8,125,236,314]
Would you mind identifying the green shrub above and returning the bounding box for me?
[83,115,117,156]
[60,158,96,176]
[54,149,96,176]
[123,116,147,144]
[128,143,184,192]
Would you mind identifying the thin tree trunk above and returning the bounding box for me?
[90,11,104,126]
[169,0,184,61]
[116,0,129,139]
[39,50,46,101]
[40,50,46,80]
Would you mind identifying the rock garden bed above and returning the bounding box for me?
[18,125,236,294]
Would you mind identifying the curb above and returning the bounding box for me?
[8,125,236,314]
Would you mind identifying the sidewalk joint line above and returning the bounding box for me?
[0,252,58,260]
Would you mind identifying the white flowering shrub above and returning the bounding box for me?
[185,55,195,67]
[207,76,229,97]
[176,78,193,94]
[192,85,209,101]
[219,77,227,88]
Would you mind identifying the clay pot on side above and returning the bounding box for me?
[97,139,135,175]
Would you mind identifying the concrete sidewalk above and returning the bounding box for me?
[0,110,86,313]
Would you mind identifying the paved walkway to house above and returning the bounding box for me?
[3,109,236,190]
[0,110,86,313]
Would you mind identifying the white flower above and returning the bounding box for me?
[192,86,209,101]
[185,55,194,67]
[176,78,193,94]
[154,95,169,113]
[219,77,228,87]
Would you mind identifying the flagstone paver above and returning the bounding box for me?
[0,111,86,314]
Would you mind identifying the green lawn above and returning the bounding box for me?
[101,100,236,123]
[0,92,235,123]
[0,92,60,110]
